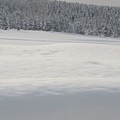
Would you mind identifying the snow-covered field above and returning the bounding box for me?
[0,30,120,96]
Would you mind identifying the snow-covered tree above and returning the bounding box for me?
[0,0,120,38]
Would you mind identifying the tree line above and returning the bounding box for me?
[0,0,120,37]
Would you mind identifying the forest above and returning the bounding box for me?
[0,0,120,37]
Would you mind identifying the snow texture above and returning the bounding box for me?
[0,30,120,96]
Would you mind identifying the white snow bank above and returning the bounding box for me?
[0,29,120,45]
[0,30,120,96]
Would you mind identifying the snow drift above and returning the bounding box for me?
[0,30,120,96]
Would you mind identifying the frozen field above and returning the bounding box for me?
[0,30,120,96]
[0,30,120,120]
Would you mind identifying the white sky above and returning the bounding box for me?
[59,0,120,6]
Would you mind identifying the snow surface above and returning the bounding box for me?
[0,30,120,96]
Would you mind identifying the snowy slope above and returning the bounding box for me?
[0,30,120,96]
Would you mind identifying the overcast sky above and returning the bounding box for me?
[59,0,120,6]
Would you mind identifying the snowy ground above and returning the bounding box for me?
[0,30,120,96]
